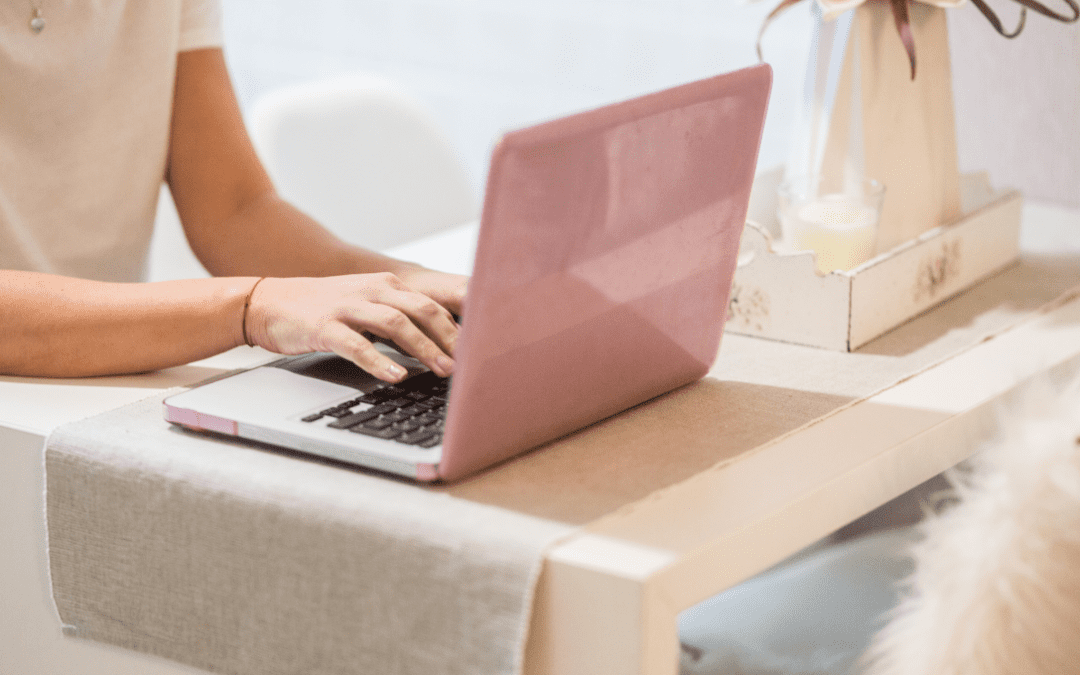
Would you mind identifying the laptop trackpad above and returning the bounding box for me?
[271,349,423,390]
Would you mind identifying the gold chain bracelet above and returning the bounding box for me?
[241,277,267,347]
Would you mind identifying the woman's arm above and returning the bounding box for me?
[1,49,466,380]
[0,272,252,377]
[0,271,457,380]
[165,48,357,279]
[165,48,467,313]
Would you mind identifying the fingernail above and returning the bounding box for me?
[436,355,454,376]
[386,363,406,380]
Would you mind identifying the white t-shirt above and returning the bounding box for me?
[0,0,222,282]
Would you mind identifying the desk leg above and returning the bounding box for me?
[523,534,680,675]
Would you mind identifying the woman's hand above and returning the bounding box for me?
[390,263,469,317]
[245,273,461,383]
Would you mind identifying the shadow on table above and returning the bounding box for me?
[438,378,854,526]
[857,253,1080,358]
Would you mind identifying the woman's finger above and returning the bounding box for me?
[370,287,459,356]
[423,277,468,316]
[389,266,469,316]
[348,304,454,378]
[319,321,409,383]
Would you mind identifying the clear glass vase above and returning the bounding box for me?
[785,3,864,194]
[780,3,883,273]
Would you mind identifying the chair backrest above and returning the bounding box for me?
[247,75,477,252]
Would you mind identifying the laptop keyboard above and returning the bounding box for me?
[300,371,449,448]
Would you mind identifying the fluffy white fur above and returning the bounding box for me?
[863,380,1080,675]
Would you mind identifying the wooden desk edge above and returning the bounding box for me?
[525,289,1080,675]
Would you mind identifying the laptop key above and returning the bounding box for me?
[391,418,426,432]
[301,413,323,423]
[361,387,401,404]
[364,417,394,430]
[397,428,438,445]
[417,433,443,448]
[348,425,403,440]
[326,408,380,429]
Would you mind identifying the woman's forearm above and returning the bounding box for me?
[0,271,256,378]
[181,190,406,279]
[1,270,462,381]
[165,48,406,281]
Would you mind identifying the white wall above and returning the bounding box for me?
[220,0,814,199]
[948,8,1080,208]
[217,0,1077,211]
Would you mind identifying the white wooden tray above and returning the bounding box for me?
[727,168,1023,351]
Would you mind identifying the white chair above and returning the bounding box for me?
[247,75,477,252]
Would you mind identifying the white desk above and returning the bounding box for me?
[4,203,1080,675]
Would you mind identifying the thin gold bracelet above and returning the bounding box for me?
[241,277,267,347]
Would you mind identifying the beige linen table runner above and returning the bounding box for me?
[46,391,575,675]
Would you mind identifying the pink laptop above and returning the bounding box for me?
[164,64,772,482]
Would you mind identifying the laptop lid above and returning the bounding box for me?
[437,64,771,481]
